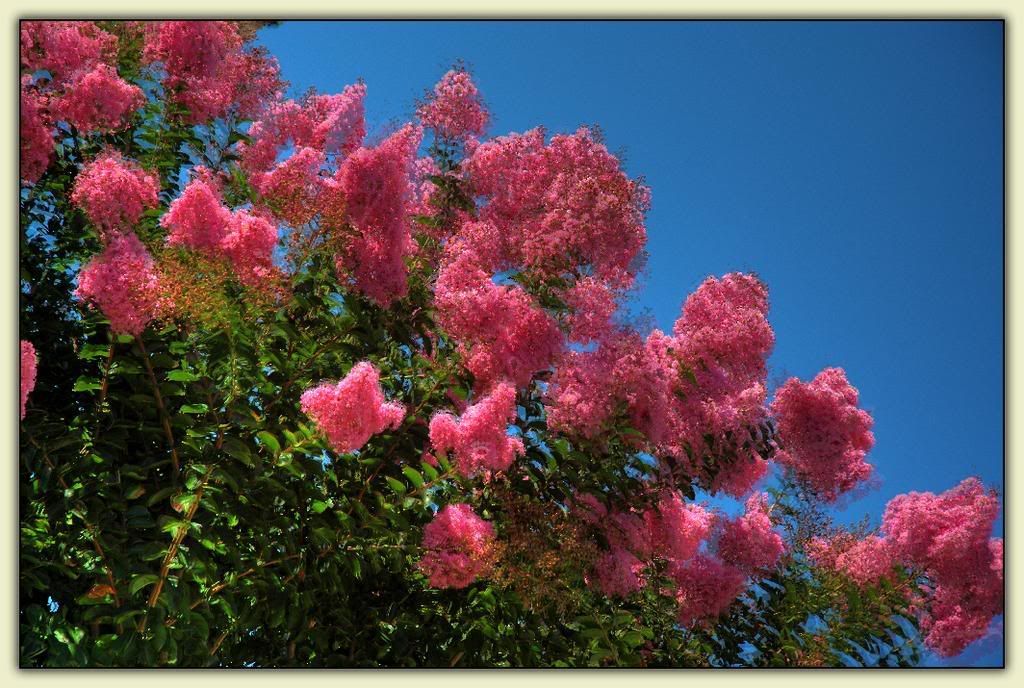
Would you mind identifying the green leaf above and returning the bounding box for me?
[130,574,160,596]
[221,437,253,467]
[179,404,209,414]
[402,466,424,488]
[166,369,200,382]
[257,431,281,454]
[385,477,407,496]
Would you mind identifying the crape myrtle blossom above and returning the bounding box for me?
[142,21,282,123]
[417,69,489,141]
[548,273,775,499]
[658,273,774,466]
[20,85,53,185]
[434,248,563,391]
[547,329,672,444]
[429,382,525,477]
[463,127,648,291]
[881,478,1003,656]
[21,341,38,420]
[717,493,786,575]
[325,123,422,306]
[251,145,325,227]
[238,83,367,175]
[220,209,279,287]
[770,367,875,502]
[670,554,748,628]
[54,64,144,133]
[419,504,496,589]
[162,173,233,251]
[20,21,117,84]
[806,478,1003,657]
[71,151,160,239]
[300,362,405,454]
[160,172,279,286]
[75,232,162,336]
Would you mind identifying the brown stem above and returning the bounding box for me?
[209,630,229,658]
[188,553,302,610]
[135,336,180,478]
[138,465,214,632]
[98,341,116,405]
[28,435,122,614]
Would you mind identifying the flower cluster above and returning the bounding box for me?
[142,21,282,123]
[419,504,496,588]
[670,554,748,628]
[21,21,117,84]
[417,69,489,141]
[161,173,278,286]
[299,362,405,454]
[75,232,162,335]
[20,85,53,185]
[463,127,648,291]
[71,151,160,239]
[20,21,141,174]
[326,124,422,305]
[434,249,564,390]
[55,64,144,133]
[252,146,324,228]
[882,478,1003,656]
[548,273,774,497]
[239,83,367,175]
[428,382,524,477]
[770,367,875,501]
[20,341,37,420]
[717,493,786,575]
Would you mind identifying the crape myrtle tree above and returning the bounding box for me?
[19,20,1003,668]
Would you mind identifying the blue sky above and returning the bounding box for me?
[257,20,1004,666]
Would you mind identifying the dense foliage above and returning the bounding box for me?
[19,20,1002,668]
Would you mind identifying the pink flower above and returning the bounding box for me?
[328,124,422,305]
[547,328,671,444]
[646,491,714,564]
[419,504,496,588]
[55,64,144,133]
[143,21,241,83]
[672,273,774,387]
[710,451,771,498]
[434,249,563,390]
[20,85,53,185]
[252,146,324,227]
[832,536,895,586]
[417,69,489,141]
[161,175,232,251]
[20,341,37,420]
[669,554,747,627]
[21,21,117,84]
[464,127,648,290]
[717,494,785,575]
[592,546,646,598]
[75,232,161,335]
[71,151,159,239]
[220,209,278,286]
[882,477,999,575]
[770,367,874,501]
[564,276,616,344]
[239,84,366,175]
[143,21,281,123]
[300,362,405,454]
[428,382,524,477]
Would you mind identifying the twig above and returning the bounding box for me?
[135,336,180,479]
[138,465,214,632]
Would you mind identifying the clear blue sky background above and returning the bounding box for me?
[257,20,1004,667]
